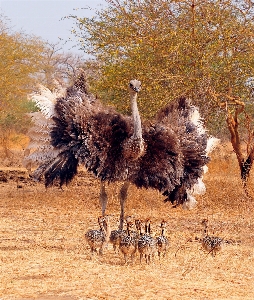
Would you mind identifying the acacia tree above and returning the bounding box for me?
[0,17,47,155]
[70,0,254,119]
[70,0,254,190]
[0,24,45,111]
[0,17,83,156]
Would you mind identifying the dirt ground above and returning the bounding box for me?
[0,144,254,300]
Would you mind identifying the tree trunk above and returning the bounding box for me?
[226,107,254,191]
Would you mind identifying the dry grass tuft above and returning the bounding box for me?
[0,144,254,299]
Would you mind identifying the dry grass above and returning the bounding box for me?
[0,143,254,300]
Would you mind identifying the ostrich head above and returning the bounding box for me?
[201,218,208,226]
[160,220,168,228]
[129,79,141,94]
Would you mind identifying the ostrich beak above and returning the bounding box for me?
[132,86,140,92]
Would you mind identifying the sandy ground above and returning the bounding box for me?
[0,145,254,300]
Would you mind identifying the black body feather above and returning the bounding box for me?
[33,79,209,205]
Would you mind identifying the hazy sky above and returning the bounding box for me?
[0,0,106,54]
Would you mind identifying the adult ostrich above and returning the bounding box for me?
[24,75,215,229]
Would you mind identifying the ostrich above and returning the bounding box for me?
[201,219,224,256]
[156,220,169,259]
[24,74,216,230]
[109,215,133,252]
[137,219,157,264]
[119,221,137,264]
[85,215,111,256]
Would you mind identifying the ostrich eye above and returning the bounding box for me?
[130,83,133,88]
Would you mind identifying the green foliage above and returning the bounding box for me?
[70,0,254,134]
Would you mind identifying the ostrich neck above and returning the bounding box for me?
[203,223,208,238]
[127,225,131,236]
[130,93,142,139]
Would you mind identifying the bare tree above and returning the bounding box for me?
[38,42,85,88]
[210,89,254,195]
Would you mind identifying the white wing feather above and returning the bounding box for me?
[29,84,65,118]
[23,85,63,170]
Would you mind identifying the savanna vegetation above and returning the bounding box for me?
[0,1,254,299]
[0,16,83,156]
[70,0,254,185]
[70,0,254,121]
[2,1,254,181]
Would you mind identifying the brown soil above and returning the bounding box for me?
[0,143,253,300]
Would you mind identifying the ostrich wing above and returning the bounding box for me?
[23,113,60,171]
[131,124,184,192]
[34,92,133,186]
[155,97,210,204]
[29,79,211,209]
[23,84,65,171]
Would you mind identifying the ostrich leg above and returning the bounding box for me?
[99,182,108,216]
[118,181,130,230]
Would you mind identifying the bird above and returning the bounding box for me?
[156,220,169,259]
[137,219,157,264]
[24,73,217,230]
[201,218,224,256]
[119,221,137,264]
[85,215,111,257]
[134,219,143,235]
[109,215,132,252]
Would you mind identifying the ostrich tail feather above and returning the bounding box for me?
[67,72,90,95]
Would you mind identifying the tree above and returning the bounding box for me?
[37,42,84,89]
[0,17,47,155]
[70,0,254,123]
[70,0,254,191]
[0,24,45,111]
[0,15,85,156]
